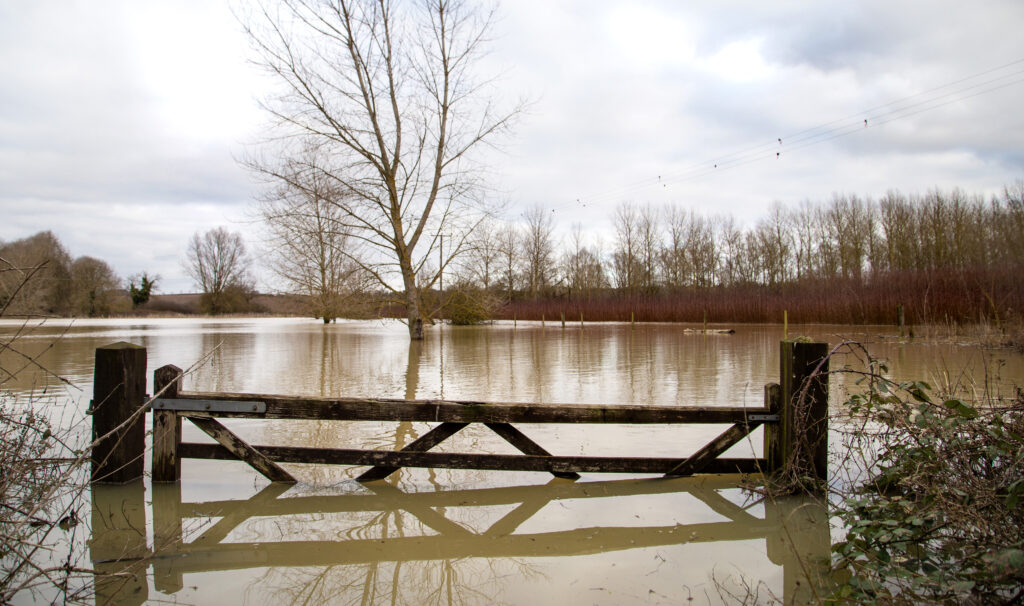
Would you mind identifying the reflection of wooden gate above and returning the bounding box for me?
[89,476,831,606]
[89,341,828,485]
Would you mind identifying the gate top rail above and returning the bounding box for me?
[157,391,773,424]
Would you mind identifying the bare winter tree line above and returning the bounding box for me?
[446,182,1024,325]
[0,231,154,318]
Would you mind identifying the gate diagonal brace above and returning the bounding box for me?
[186,416,296,483]
[485,423,580,480]
[357,422,468,482]
[665,421,764,477]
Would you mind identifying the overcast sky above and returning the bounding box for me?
[2,1,1023,292]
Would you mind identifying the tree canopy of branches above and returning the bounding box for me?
[243,0,519,340]
[0,231,73,316]
[452,182,1024,326]
[69,256,122,317]
[183,227,255,315]
[257,149,370,323]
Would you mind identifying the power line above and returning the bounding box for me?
[563,57,1024,210]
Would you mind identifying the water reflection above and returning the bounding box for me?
[7,318,1018,603]
[89,483,149,606]
[3,319,1020,407]
[91,477,829,605]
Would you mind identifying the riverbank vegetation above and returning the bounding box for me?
[822,344,1024,603]
[0,232,129,318]
[4,182,1022,336]
[448,183,1024,334]
[0,266,96,603]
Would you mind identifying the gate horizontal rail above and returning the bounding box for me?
[179,442,765,475]
[153,393,772,423]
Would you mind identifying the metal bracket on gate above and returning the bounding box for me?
[746,414,780,422]
[150,398,266,414]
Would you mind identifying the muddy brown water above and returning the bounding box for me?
[3,318,1020,604]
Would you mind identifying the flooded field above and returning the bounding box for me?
[3,318,1021,604]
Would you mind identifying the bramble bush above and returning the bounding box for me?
[829,352,1024,604]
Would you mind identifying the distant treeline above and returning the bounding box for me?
[0,231,176,317]
[0,231,130,317]
[448,182,1024,326]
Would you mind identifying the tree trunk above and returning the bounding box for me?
[403,271,425,341]
[408,309,424,340]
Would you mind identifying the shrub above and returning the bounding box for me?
[830,351,1024,603]
[443,286,497,325]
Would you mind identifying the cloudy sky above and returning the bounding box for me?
[2,1,1023,292]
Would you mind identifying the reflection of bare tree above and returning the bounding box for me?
[252,488,539,606]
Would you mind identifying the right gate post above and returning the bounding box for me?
[778,340,829,487]
[153,364,183,482]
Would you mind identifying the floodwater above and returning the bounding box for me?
[2,318,1021,605]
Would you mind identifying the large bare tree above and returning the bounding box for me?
[243,0,518,339]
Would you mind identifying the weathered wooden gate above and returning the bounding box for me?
[89,340,828,485]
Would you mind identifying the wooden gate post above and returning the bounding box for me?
[779,340,829,487]
[91,342,147,484]
[153,364,183,482]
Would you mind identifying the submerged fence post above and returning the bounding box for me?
[91,342,147,484]
[153,364,183,482]
[778,340,829,488]
[897,304,906,338]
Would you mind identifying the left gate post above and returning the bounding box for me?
[91,342,147,484]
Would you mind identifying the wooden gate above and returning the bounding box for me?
[88,341,828,485]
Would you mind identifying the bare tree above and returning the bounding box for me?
[496,222,519,302]
[753,202,792,287]
[562,223,606,300]
[611,202,640,291]
[690,214,720,288]
[823,194,873,282]
[70,256,122,317]
[257,150,369,323]
[460,219,501,292]
[660,205,690,290]
[521,205,557,299]
[637,204,660,292]
[243,0,520,340]
[789,200,818,280]
[184,227,254,314]
[0,231,72,316]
